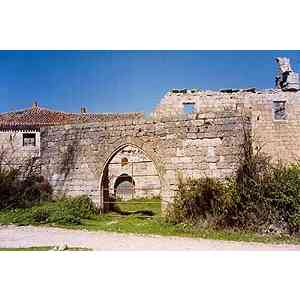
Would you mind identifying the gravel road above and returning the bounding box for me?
[0,225,299,250]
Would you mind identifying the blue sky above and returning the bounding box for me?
[0,50,299,114]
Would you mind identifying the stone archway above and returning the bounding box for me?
[114,173,135,200]
[97,136,170,213]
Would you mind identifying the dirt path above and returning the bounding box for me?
[0,225,299,250]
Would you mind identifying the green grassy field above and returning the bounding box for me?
[62,197,300,245]
[1,197,300,245]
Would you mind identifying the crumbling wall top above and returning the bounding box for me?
[152,88,300,118]
[275,57,300,91]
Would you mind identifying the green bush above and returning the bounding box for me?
[223,141,300,233]
[0,168,19,209]
[13,175,52,209]
[31,206,50,223]
[44,195,97,225]
[47,207,81,225]
[0,195,97,226]
[266,163,300,234]
[43,195,97,225]
[166,176,228,225]
[288,208,300,234]
[3,208,35,226]
[166,126,300,235]
[58,195,98,218]
[0,163,52,210]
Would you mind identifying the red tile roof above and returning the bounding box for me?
[0,103,144,130]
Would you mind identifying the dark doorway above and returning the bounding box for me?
[114,173,135,200]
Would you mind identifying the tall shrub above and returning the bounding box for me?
[222,121,300,233]
[166,118,300,235]
[166,176,228,224]
[0,154,52,209]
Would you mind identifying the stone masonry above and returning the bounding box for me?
[152,88,300,162]
[41,98,300,212]
[0,130,40,165]
[40,109,247,211]
[2,57,300,213]
[108,145,161,200]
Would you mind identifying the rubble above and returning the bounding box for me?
[220,89,240,93]
[275,57,300,91]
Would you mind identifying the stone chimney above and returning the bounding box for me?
[80,107,87,114]
[275,57,300,91]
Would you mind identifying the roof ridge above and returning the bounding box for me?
[0,105,54,115]
[0,104,144,128]
[0,106,144,116]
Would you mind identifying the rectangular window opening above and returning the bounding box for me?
[183,103,195,114]
[23,133,36,147]
[273,101,288,120]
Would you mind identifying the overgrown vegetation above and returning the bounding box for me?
[0,150,98,226]
[0,156,52,210]
[166,177,228,225]
[1,124,300,243]
[1,194,300,244]
[166,123,300,235]
[0,195,98,226]
[43,197,300,245]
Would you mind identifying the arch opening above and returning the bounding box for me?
[114,173,135,200]
[99,144,162,214]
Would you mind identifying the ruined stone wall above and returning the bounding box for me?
[153,89,300,162]
[40,111,245,210]
[248,91,300,162]
[0,130,40,165]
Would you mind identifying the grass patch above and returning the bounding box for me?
[66,217,300,245]
[1,197,300,245]
[59,198,300,245]
[0,195,98,226]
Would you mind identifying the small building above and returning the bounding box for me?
[0,102,143,166]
